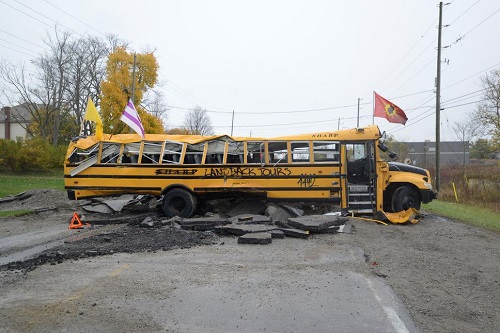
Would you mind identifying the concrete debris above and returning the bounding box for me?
[279,228,310,239]
[227,198,266,217]
[229,214,272,225]
[177,216,230,231]
[280,204,305,217]
[139,217,155,228]
[287,215,344,232]
[269,229,285,239]
[101,199,131,212]
[218,224,279,237]
[82,204,114,214]
[265,203,294,223]
[84,212,156,225]
[337,223,353,234]
[237,232,273,245]
[69,194,352,245]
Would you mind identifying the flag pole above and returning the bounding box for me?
[357,98,360,128]
[372,91,375,125]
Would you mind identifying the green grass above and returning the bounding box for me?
[0,210,33,218]
[422,200,500,232]
[0,172,64,198]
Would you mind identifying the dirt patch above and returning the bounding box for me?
[338,214,500,333]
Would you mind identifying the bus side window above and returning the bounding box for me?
[313,141,339,162]
[247,141,264,164]
[162,142,183,164]
[101,143,121,164]
[141,142,162,164]
[184,143,204,164]
[291,141,310,163]
[121,143,141,164]
[227,141,244,164]
[206,139,225,164]
[268,141,288,164]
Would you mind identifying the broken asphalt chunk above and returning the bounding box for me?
[176,216,229,231]
[279,228,310,239]
[220,224,279,236]
[265,203,293,223]
[269,229,285,239]
[287,215,344,232]
[238,232,272,245]
[228,214,272,225]
[227,198,266,217]
[337,223,353,234]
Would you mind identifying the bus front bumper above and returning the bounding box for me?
[420,189,437,203]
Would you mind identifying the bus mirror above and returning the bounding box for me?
[389,152,398,160]
[380,131,387,142]
[378,143,389,152]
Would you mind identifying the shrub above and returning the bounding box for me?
[0,138,66,172]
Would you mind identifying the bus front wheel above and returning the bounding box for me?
[391,186,421,212]
[162,188,197,218]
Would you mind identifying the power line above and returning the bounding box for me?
[12,0,83,37]
[447,6,500,48]
[0,0,82,37]
[43,0,107,37]
[448,0,481,26]
[0,42,36,57]
[0,29,47,50]
[0,39,39,56]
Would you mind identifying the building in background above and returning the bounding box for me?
[405,141,469,167]
[0,104,32,140]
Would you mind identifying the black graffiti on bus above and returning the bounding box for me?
[298,173,317,187]
[155,169,198,175]
[204,167,291,178]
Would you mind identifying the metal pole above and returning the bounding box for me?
[131,53,137,103]
[357,98,360,128]
[435,2,443,192]
[231,110,235,136]
[372,92,375,125]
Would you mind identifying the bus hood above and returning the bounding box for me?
[388,161,428,177]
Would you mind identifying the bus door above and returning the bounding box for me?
[344,141,376,214]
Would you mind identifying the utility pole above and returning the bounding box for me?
[357,98,361,128]
[231,110,235,136]
[435,2,443,192]
[131,53,137,103]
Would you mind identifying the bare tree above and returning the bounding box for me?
[183,106,214,135]
[0,28,111,144]
[473,69,500,140]
[452,116,484,169]
[142,88,169,123]
[65,35,108,131]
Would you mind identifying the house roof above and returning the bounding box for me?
[1,104,33,123]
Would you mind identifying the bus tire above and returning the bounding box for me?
[391,186,421,212]
[162,188,197,218]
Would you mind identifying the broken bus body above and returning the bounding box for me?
[64,125,437,219]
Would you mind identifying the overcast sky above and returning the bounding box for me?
[1,0,499,141]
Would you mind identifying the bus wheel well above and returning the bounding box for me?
[161,186,197,218]
[384,183,421,213]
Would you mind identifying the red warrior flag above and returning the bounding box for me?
[373,91,408,125]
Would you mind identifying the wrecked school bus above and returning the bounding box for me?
[64,125,437,221]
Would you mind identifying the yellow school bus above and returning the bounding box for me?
[64,125,436,218]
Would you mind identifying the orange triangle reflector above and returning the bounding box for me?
[69,212,88,229]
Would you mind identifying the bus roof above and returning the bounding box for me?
[70,125,382,149]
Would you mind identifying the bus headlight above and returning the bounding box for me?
[423,182,433,190]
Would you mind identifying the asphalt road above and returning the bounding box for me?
[0,232,420,333]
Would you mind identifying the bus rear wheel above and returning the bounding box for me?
[391,186,421,212]
[162,188,197,218]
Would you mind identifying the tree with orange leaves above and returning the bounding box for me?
[100,47,164,134]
